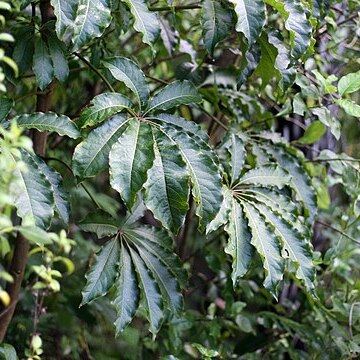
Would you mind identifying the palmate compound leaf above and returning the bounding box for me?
[81,217,185,335]
[201,0,233,56]
[227,0,266,46]
[72,69,221,231]
[207,133,316,295]
[15,112,80,139]
[107,117,222,233]
[78,93,133,128]
[72,114,130,179]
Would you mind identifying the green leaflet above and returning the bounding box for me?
[128,247,164,335]
[311,107,340,141]
[298,121,326,144]
[13,24,34,74]
[338,71,360,95]
[145,81,202,114]
[128,227,188,288]
[120,199,147,227]
[0,96,13,123]
[0,344,17,360]
[206,186,232,234]
[79,211,185,336]
[17,226,52,247]
[78,93,133,128]
[79,210,119,238]
[81,237,121,305]
[72,114,130,179]
[32,35,53,90]
[265,0,312,60]
[72,0,112,51]
[148,113,208,142]
[103,57,149,109]
[15,112,80,139]
[161,123,223,228]
[130,237,183,314]
[252,202,315,291]
[50,0,77,40]
[251,143,272,166]
[255,33,280,88]
[336,99,360,118]
[228,0,265,46]
[236,164,291,189]
[244,188,311,238]
[242,187,302,229]
[112,243,139,336]
[29,154,70,224]
[228,134,246,185]
[262,143,317,222]
[109,119,155,210]
[202,0,233,56]
[238,43,261,85]
[48,33,69,83]
[121,0,160,50]
[225,197,253,285]
[241,200,284,297]
[144,127,190,234]
[268,31,296,92]
[7,149,54,229]
[159,18,177,55]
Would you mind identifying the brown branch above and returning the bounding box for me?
[0,234,30,342]
[316,220,360,245]
[149,3,201,11]
[0,0,54,342]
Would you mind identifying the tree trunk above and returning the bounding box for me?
[0,0,54,343]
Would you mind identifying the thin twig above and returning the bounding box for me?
[74,52,115,92]
[44,157,102,210]
[196,105,228,130]
[73,52,138,118]
[307,158,360,163]
[316,220,360,245]
[149,3,201,11]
